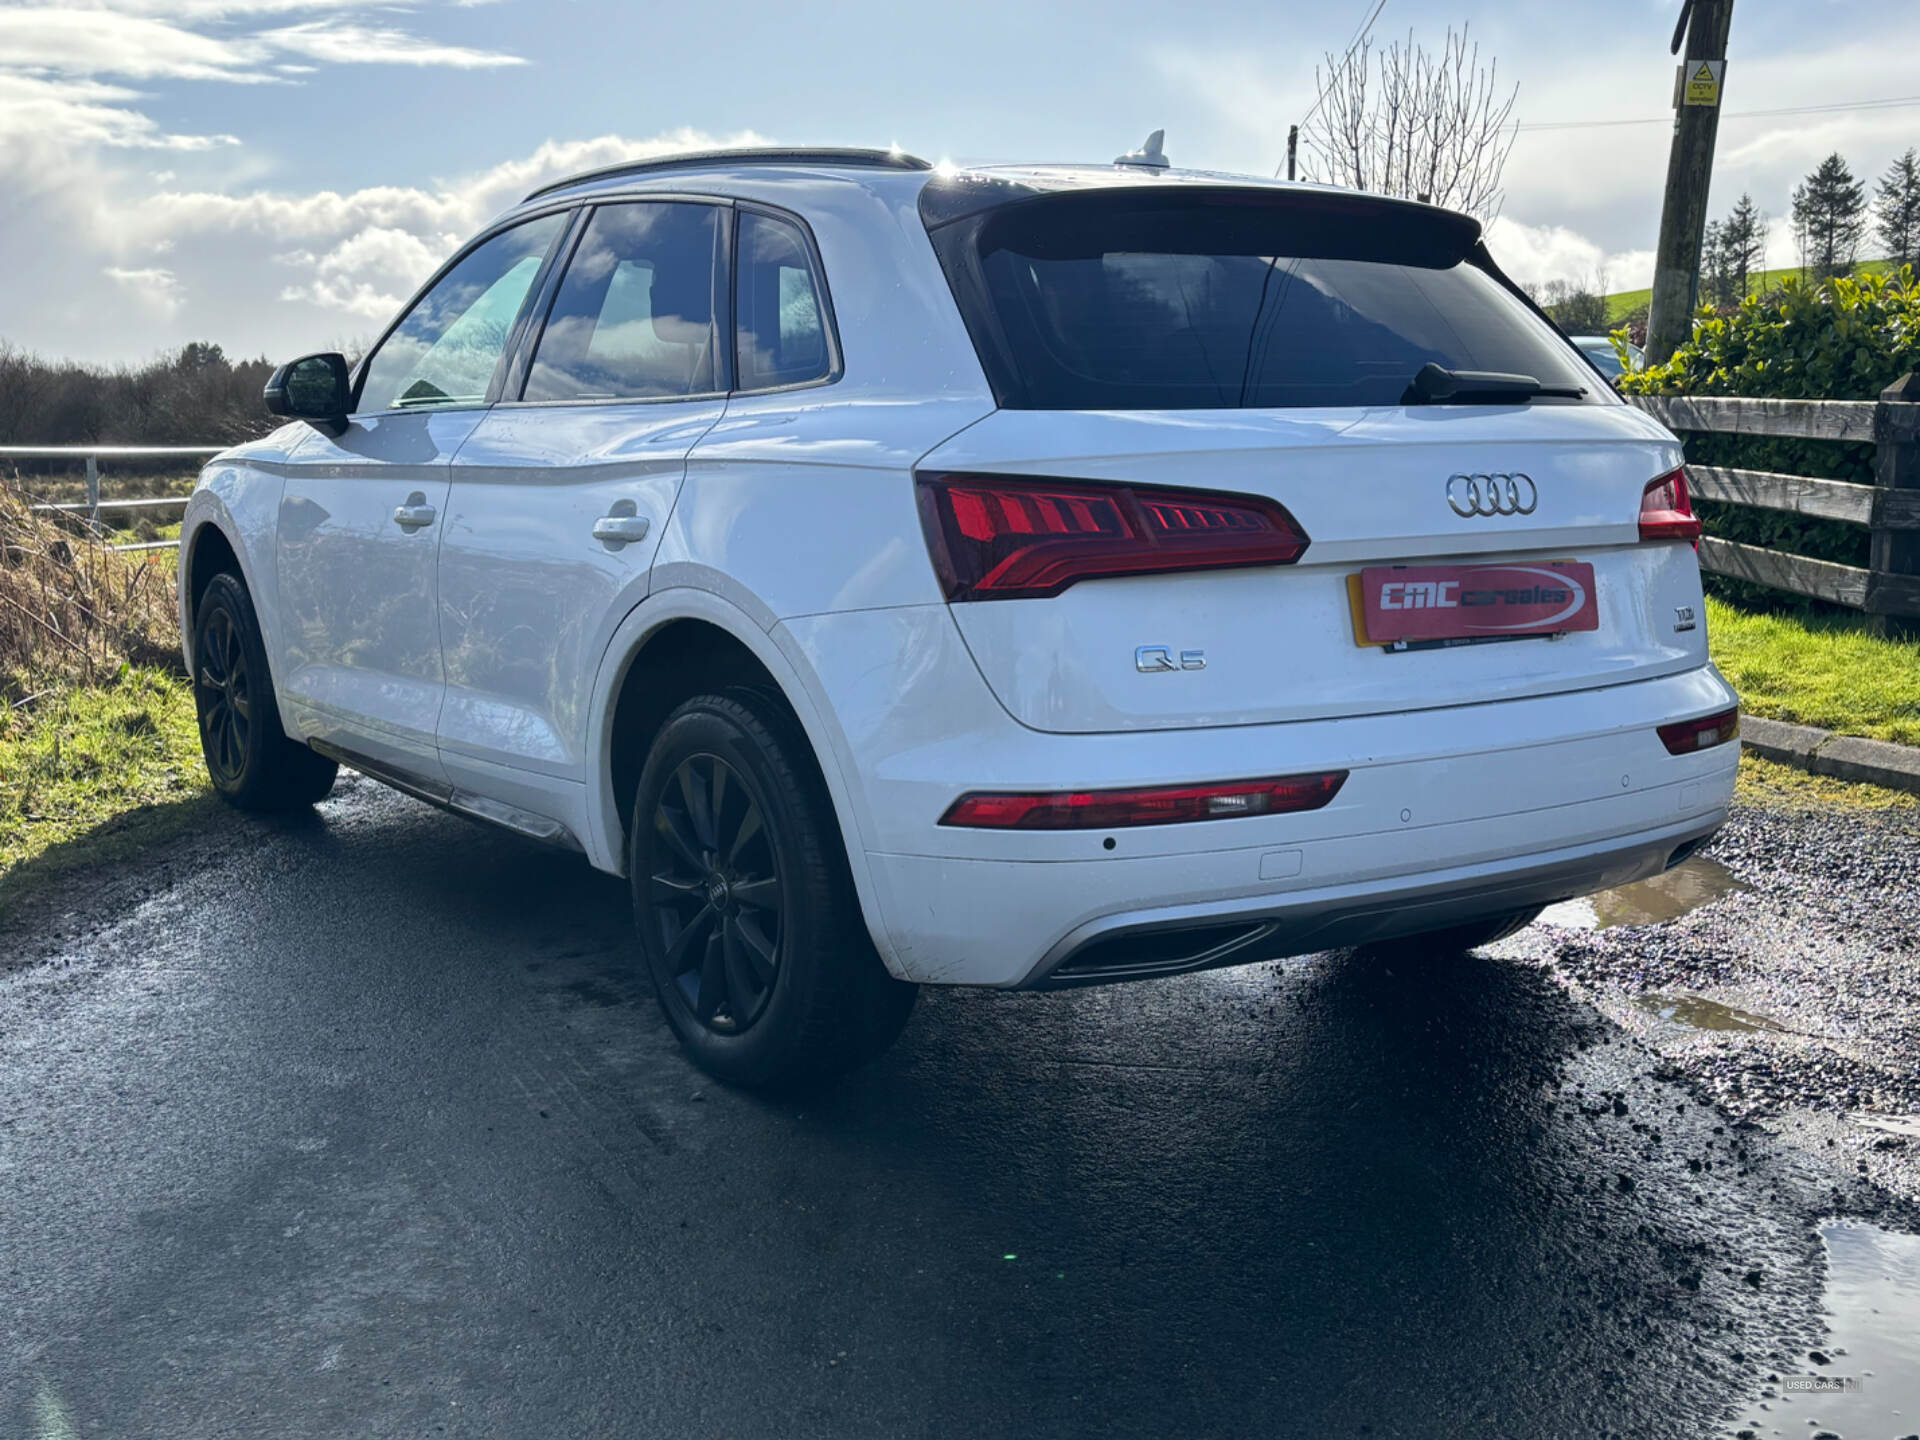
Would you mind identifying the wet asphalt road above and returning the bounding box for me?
[0,777,1902,1439]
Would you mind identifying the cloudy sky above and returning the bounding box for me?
[2,0,1917,366]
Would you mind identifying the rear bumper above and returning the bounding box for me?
[853,667,1739,988]
[1023,813,1715,988]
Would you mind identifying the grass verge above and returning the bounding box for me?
[1708,597,1920,747]
[1736,751,1917,811]
[0,668,212,917]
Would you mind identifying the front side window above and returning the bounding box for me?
[357,213,567,413]
[523,202,725,403]
[735,210,831,391]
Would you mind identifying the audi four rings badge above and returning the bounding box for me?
[1447,473,1538,517]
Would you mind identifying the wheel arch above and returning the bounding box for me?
[586,589,894,969]
[178,505,249,675]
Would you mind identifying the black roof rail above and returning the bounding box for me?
[523,147,933,203]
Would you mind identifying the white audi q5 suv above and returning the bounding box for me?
[179,145,1739,1087]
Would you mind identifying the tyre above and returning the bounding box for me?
[629,688,916,1090]
[191,571,339,812]
[1363,906,1543,962]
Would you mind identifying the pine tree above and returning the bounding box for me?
[1722,193,1767,299]
[1792,154,1868,281]
[1876,149,1920,270]
[1700,220,1734,309]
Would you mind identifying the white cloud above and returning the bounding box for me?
[257,21,526,69]
[0,3,531,174]
[104,264,184,317]
[0,128,770,363]
[0,8,268,83]
[60,0,375,15]
[0,72,238,150]
[1484,217,1655,294]
[278,224,456,317]
[0,5,526,81]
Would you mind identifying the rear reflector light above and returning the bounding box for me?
[915,472,1310,602]
[940,772,1348,830]
[1639,467,1702,544]
[1657,707,1739,755]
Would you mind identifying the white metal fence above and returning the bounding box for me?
[0,444,222,553]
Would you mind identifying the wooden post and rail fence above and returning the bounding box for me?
[1625,373,1920,637]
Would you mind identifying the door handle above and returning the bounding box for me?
[392,494,437,530]
[592,514,651,546]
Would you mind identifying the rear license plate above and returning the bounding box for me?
[1350,561,1600,648]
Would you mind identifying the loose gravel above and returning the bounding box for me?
[1507,783,1920,1213]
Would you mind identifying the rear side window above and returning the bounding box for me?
[928,190,1593,411]
[735,210,831,391]
[524,202,725,402]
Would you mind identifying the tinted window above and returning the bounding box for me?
[358,214,566,413]
[935,192,1593,410]
[1576,339,1626,378]
[523,203,724,402]
[735,211,830,390]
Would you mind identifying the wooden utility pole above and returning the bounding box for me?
[1645,0,1735,364]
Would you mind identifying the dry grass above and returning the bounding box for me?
[0,481,182,711]
[0,485,207,904]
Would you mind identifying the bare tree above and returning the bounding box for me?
[1301,25,1519,223]
[1531,270,1609,334]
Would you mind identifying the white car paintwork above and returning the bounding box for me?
[181,155,1739,990]
[927,403,1705,732]
[275,408,485,781]
[441,398,726,776]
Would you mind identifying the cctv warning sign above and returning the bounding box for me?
[1684,59,1724,107]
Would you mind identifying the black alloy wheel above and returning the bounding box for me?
[629,689,917,1090]
[648,753,784,1034]
[190,570,338,811]
[194,602,253,786]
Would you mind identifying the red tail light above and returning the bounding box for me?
[1657,707,1739,755]
[1639,468,1701,544]
[940,772,1348,830]
[915,473,1310,602]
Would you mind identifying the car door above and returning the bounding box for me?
[274,209,571,782]
[436,199,729,792]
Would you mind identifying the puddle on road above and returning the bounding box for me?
[1735,1221,1920,1438]
[1540,855,1749,932]
[1631,992,1789,1035]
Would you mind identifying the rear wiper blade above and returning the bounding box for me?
[1402,362,1586,405]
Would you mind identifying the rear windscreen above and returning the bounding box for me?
[926,188,1594,411]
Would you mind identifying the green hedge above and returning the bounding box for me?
[1617,269,1920,610]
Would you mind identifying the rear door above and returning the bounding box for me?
[914,182,1703,734]
[436,199,729,780]
[276,211,570,777]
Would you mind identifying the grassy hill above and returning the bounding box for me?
[1605,259,1895,321]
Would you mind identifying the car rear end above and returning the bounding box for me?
[843,170,1738,987]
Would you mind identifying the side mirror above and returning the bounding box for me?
[264,352,352,426]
